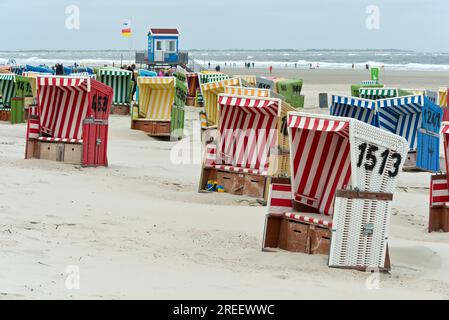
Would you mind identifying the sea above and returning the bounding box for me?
[2,49,449,71]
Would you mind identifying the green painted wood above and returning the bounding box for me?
[10,97,24,124]
[276,79,304,108]
[14,75,33,98]
[170,104,185,140]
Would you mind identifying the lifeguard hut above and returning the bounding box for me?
[148,28,180,65]
[135,28,188,68]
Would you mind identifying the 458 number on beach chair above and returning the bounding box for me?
[262,113,409,270]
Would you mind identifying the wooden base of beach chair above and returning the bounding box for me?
[263,215,331,255]
[0,108,11,122]
[217,171,245,196]
[25,139,41,159]
[199,167,268,198]
[131,119,171,137]
[429,207,449,232]
[402,151,435,172]
[243,174,266,198]
[263,213,391,270]
[111,104,130,115]
[402,151,418,171]
[26,140,82,165]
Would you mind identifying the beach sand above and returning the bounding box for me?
[226,68,449,107]
[1,70,449,299]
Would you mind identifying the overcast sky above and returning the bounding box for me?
[1,0,448,51]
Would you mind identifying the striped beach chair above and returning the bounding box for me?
[331,94,443,172]
[199,94,295,199]
[200,78,241,128]
[263,113,409,270]
[223,86,270,98]
[0,73,16,107]
[97,68,133,114]
[358,88,410,100]
[429,122,449,232]
[25,75,113,166]
[131,77,182,139]
[199,72,229,85]
[351,81,384,97]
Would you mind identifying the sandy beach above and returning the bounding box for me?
[227,68,449,107]
[1,69,449,299]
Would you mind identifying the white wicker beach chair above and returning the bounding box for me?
[263,112,409,270]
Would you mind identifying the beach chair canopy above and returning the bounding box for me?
[25,65,54,75]
[98,68,133,104]
[331,95,377,126]
[287,112,408,216]
[36,76,112,141]
[199,72,229,85]
[275,79,304,108]
[0,73,16,106]
[402,89,437,104]
[70,72,96,79]
[234,75,257,86]
[14,75,34,98]
[377,95,441,151]
[256,76,275,91]
[137,77,175,120]
[186,73,200,97]
[439,87,449,107]
[23,72,42,97]
[201,78,241,126]
[359,88,403,100]
[351,83,384,97]
[174,68,188,108]
[332,94,442,149]
[209,94,282,175]
[223,86,270,98]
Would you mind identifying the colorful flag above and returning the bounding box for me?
[121,19,132,37]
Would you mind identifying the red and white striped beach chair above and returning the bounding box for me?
[428,122,449,232]
[199,94,295,199]
[263,113,409,270]
[25,75,113,166]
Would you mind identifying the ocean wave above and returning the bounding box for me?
[195,58,449,71]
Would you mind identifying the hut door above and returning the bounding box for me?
[83,93,109,166]
[417,105,442,172]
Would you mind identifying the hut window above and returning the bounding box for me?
[156,41,162,50]
[167,40,176,52]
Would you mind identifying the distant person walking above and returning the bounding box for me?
[269,65,273,74]
[252,62,255,68]
[352,63,355,69]
[366,64,369,70]
[208,62,211,69]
